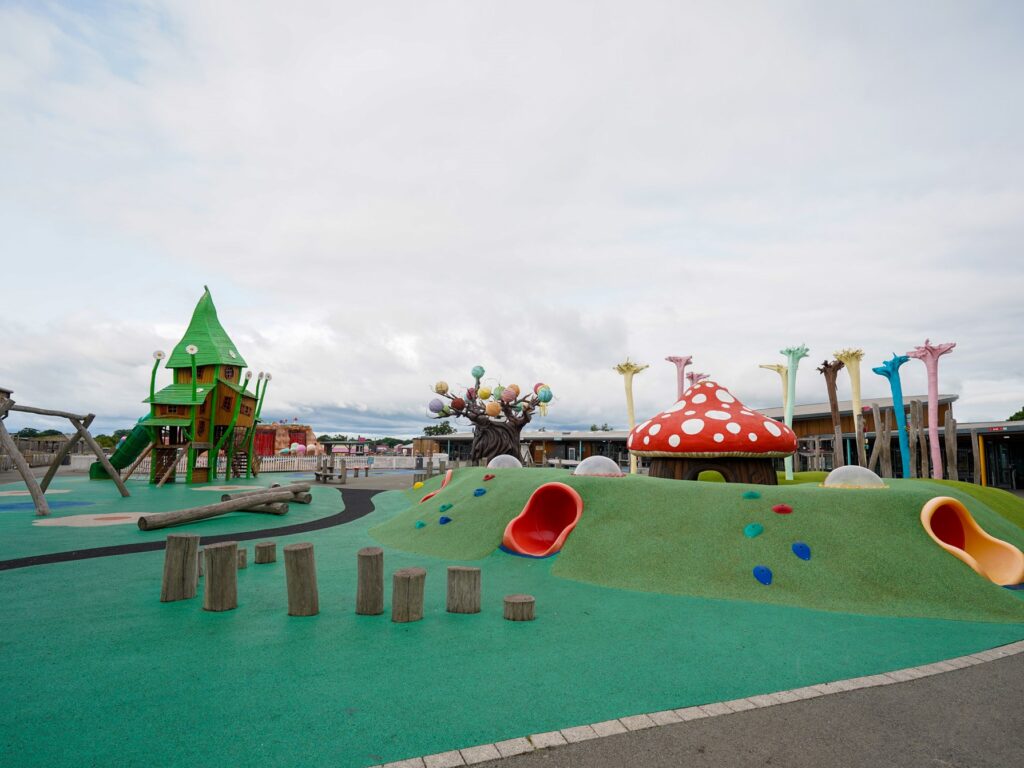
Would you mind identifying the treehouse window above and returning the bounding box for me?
[167,405,178,415]
[222,396,232,412]
[225,367,235,380]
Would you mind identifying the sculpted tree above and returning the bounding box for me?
[427,365,552,464]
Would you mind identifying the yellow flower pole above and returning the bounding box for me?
[835,348,867,466]
[615,358,649,475]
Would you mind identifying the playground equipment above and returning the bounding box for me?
[136,482,310,530]
[419,469,453,503]
[502,482,583,557]
[0,389,129,515]
[614,358,648,475]
[920,496,1024,587]
[834,348,867,467]
[908,339,957,480]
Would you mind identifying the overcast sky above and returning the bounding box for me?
[2,1,1022,437]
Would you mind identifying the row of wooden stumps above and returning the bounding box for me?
[161,538,534,621]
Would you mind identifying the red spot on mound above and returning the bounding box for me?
[483,474,495,481]
[772,504,793,515]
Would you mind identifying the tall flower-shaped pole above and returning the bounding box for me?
[665,356,692,400]
[834,348,867,466]
[780,344,809,481]
[759,363,789,411]
[907,339,956,479]
[686,371,709,387]
[615,358,649,475]
[817,359,845,468]
[150,351,165,402]
[872,354,911,478]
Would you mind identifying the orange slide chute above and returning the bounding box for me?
[502,482,583,558]
[920,496,1024,587]
[419,469,453,504]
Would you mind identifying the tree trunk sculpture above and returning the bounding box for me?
[780,344,809,481]
[817,359,845,468]
[872,354,912,478]
[835,348,867,467]
[615,359,649,475]
[665,356,692,400]
[907,339,956,480]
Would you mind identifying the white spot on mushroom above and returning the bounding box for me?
[684,410,696,415]
[722,403,732,409]
[638,420,651,432]
[741,410,754,416]
[763,420,782,437]
[706,410,731,421]
[627,434,634,447]
[748,433,758,442]
[643,436,650,445]
[668,434,681,447]
[681,418,704,435]
[692,394,707,404]
[649,423,662,436]
[715,389,735,403]
[726,422,741,434]
[713,433,724,443]
[667,400,687,413]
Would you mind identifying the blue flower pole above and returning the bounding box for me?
[780,344,809,481]
[872,354,911,478]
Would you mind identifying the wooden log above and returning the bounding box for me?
[137,488,296,530]
[503,594,536,621]
[7,403,88,421]
[70,416,130,498]
[255,542,276,564]
[867,403,882,473]
[907,402,919,479]
[912,400,929,479]
[879,408,893,479]
[242,502,289,515]
[237,548,247,569]
[202,542,238,612]
[446,566,481,614]
[291,492,312,504]
[0,408,50,516]
[339,459,346,485]
[219,482,311,501]
[854,413,867,468]
[120,440,153,482]
[157,443,189,488]
[160,534,200,602]
[971,430,982,484]
[944,413,958,482]
[284,543,319,616]
[391,567,426,623]
[40,413,94,491]
[198,548,204,577]
[356,547,384,615]
[439,460,447,476]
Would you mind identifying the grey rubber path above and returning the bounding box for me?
[478,652,1024,768]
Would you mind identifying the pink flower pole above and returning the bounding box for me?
[665,356,692,400]
[907,339,956,480]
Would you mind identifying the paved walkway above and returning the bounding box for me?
[467,651,1024,768]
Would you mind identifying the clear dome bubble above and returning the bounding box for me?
[572,455,625,477]
[486,455,523,469]
[822,465,887,489]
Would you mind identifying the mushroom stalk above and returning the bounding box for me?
[615,359,649,475]
[834,349,867,466]
[665,356,692,401]
[780,345,809,481]
[872,354,912,478]
[907,339,956,479]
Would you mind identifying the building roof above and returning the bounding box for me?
[217,377,255,397]
[756,394,957,421]
[145,384,214,406]
[166,287,248,369]
[139,416,192,427]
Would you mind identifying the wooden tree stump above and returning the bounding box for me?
[284,543,319,616]
[944,413,959,481]
[197,548,205,577]
[391,567,426,623]
[503,594,535,621]
[446,566,481,614]
[255,542,277,564]
[203,542,238,612]
[160,534,200,602]
[237,548,248,569]
[356,547,384,615]
[291,492,313,504]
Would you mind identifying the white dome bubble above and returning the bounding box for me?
[573,455,625,477]
[486,455,523,469]
[823,465,887,489]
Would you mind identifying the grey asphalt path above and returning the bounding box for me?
[478,653,1024,768]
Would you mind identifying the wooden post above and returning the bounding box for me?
[339,459,346,484]
[503,594,535,621]
[854,411,867,468]
[40,413,94,491]
[160,534,200,602]
[391,567,426,623]
[971,429,982,484]
[198,548,204,577]
[70,416,130,497]
[0,404,50,516]
[202,542,238,612]
[119,441,153,482]
[439,460,447,476]
[446,566,481,614]
[356,547,384,615]
[907,402,920,479]
[912,400,929,479]
[255,542,276,564]
[867,403,883,473]
[879,408,893,479]
[237,548,247,569]
[157,443,190,488]
[284,543,319,616]
[944,413,958,482]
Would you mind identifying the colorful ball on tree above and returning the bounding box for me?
[501,388,516,402]
[485,401,501,417]
[428,399,444,413]
[451,397,466,410]
[466,388,476,400]
[441,405,452,416]
[493,385,505,399]
[533,382,546,394]
[434,381,449,395]
[478,387,492,400]
[537,387,553,403]
[471,365,485,379]
[508,384,521,397]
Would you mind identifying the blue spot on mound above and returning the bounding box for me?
[792,541,811,560]
[473,488,486,497]
[439,516,452,525]
[743,523,764,538]
[753,565,773,585]
[415,520,426,528]
[742,491,761,500]
[439,503,452,512]
[0,501,95,512]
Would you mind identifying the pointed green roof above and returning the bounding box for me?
[166,287,248,369]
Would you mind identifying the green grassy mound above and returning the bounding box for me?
[371,468,1024,623]
[925,479,1024,529]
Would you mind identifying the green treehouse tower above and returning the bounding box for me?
[91,287,271,485]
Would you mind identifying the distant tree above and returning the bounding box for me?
[37,429,63,437]
[112,428,132,441]
[423,421,456,436]
[1010,406,1024,422]
[14,427,39,438]
[590,424,599,431]
[95,434,116,449]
